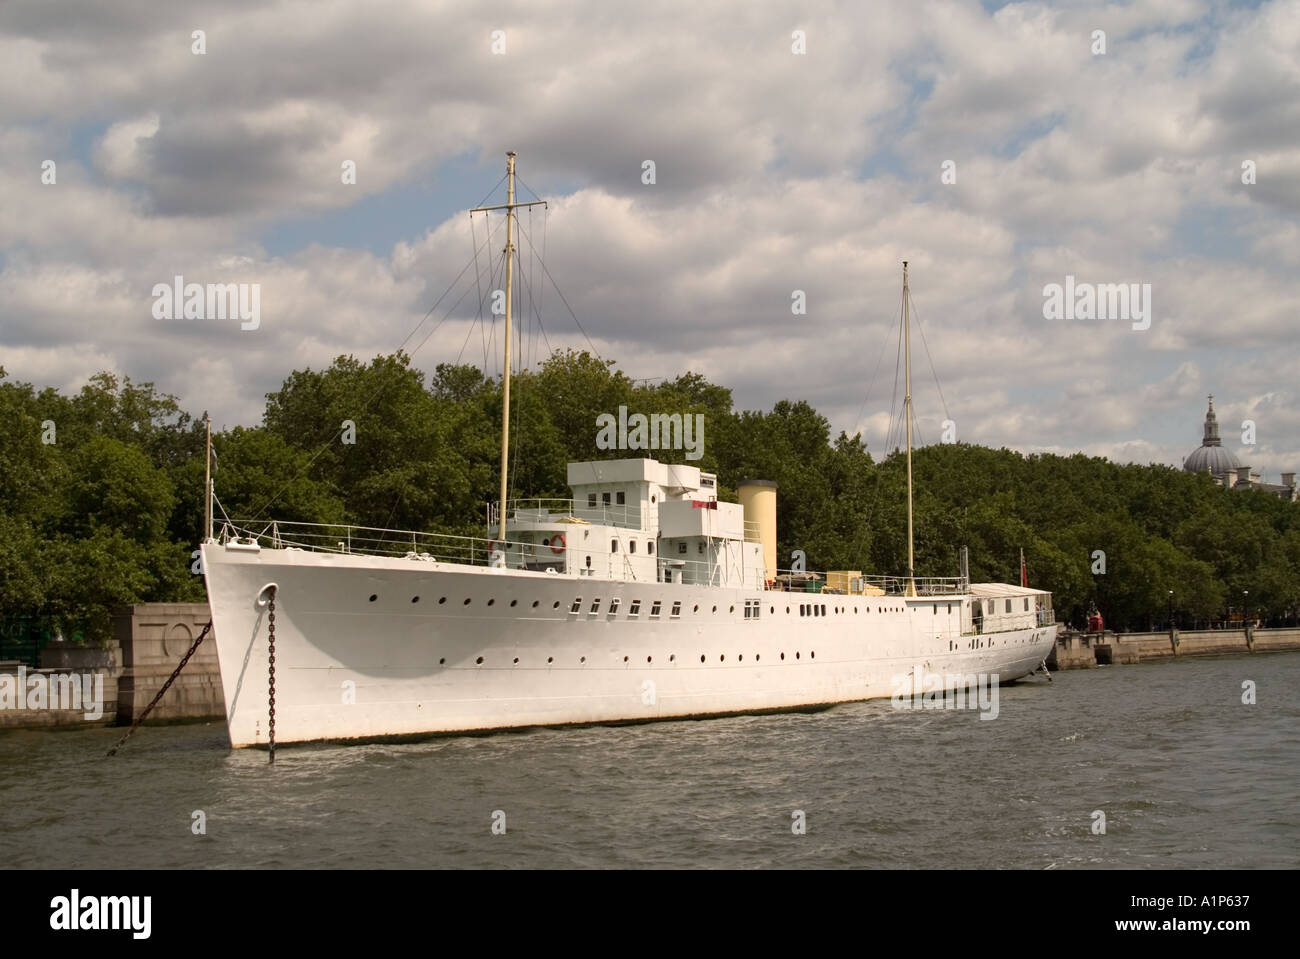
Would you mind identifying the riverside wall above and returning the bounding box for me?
[0,604,224,730]
[1050,625,1300,670]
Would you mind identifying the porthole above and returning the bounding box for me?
[700,654,706,662]
[770,606,774,614]
[670,654,676,662]
[811,651,815,659]
[796,652,800,659]
[439,657,446,665]
[532,600,540,608]
[624,656,629,663]
[369,594,377,602]
[553,601,561,609]
[412,596,420,604]
[729,605,735,614]
[463,598,471,605]
[712,605,718,613]
[547,656,553,663]
[580,656,586,664]
[647,656,653,663]
[487,599,495,606]
[720,654,725,662]
[513,657,518,664]
[510,599,518,607]
[439,597,447,604]
[738,654,743,661]
[756,654,761,661]
[786,606,790,614]
[780,652,785,660]
[475,656,484,664]
[693,604,699,613]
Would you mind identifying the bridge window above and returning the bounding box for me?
[678,542,687,554]
[611,539,618,552]
[616,491,626,505]
[648,542,654,555]
[630,541,636,554]
[587,493,596,507]
[602,492,611,506]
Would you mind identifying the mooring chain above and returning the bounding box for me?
[267,589,277,763]
[107,619,213,757]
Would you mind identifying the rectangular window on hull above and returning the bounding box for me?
[629,600,641,616]
[670,601,681,618]
[616,491,626,505]
[590,599,601,614]
[610,598,621,614]
[650,601,662,617]
[630,541,637,554]
[587,493,596,508]
[1005,599,1012,613]
[570,598,582,614]
[602,492,611,506]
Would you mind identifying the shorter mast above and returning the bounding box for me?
[903,262,917,597]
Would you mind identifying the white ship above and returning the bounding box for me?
[201,154,1057,748]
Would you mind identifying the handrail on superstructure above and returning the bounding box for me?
[766,568,970,597]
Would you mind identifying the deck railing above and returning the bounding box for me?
[218,520,541,568]
[767,570,970,596]
[490,498,649,530]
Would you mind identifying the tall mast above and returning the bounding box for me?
[498,152,516,543]
[903,261,916,597]
[470,153,546,543]
[204,410,213,542]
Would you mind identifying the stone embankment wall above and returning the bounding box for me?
[0,604,224,729]
[1051,626,1300,670]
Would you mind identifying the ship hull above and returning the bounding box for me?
[202,544,1056,747]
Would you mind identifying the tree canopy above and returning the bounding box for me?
[2,354,1296,642]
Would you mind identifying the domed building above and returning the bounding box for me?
[1183,395,1297,501]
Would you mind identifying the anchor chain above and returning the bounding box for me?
[267,589,277,763]
[107,619,213,757]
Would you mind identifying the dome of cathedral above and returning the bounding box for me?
[1183,395,1240,475]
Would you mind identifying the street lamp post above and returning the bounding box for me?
[1243,590,1250,633]
[1168,590,1174,632]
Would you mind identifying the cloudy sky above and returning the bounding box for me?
[2,0,1297,480]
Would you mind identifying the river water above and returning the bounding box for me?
[2,651,1296,869]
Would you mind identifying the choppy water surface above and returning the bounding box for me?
[2,652,1297,868]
